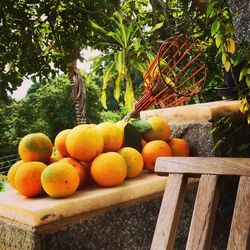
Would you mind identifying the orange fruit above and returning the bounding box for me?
[91,152,127,187]
[141,140,172,171]
[142,116,171,142]
[118,147,143,179]
[15,161,47,197]
[60,157,86,188]
[168,138,190,156]
[18,133,53,163]
[7,160,24,189]
[66,124,104,162]
[54,129,71,157]
[41,162,80,198]
[47,154,63,164]
[116,120,127,132]
[97,122,123,152]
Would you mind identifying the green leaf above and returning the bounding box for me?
[211,19,221,36]
[248,113,250,124]
[246,76,250,87]
[114,73,124,101]
[224,61,231,72]
[149,22,164,33]
[100,91,107,109]
[215,34,222,48]
[124,123,142,152]
[223,10,230,19]
[89,20,108,34]
[222,53,227,65]
[114,50,125,74]
[239,68,246,81]
[103,62,115,88]
[211,139,224,154]
[130,119,152,133]
[124,75,134,110]
[238,143,250,152]
[101,62,115,109]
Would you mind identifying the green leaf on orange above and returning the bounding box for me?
[124,123,142,152]
[130,119,152,133]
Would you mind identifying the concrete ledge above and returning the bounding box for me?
[140,100,240,123]
[0,172,167,227]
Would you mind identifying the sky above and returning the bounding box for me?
[11,48,100,100]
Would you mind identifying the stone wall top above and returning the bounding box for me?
[140,100,240,123]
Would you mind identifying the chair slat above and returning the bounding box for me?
[151,174,187,250]
[186,175,219,250]
[156,157,250,176]
[227,176,250,250]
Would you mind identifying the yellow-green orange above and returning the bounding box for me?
[7,160,24,189]
[18,133,53,163]
[118,147,143,179]
[66,124,104,162]
[15,161,47,197]
[41,162,80,198]
[91,152,127,187]
[143,116,171,142]
[97,122,123,152]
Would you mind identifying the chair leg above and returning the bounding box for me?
[151,174,187,250]
[227,176,250,250]
[186,175,220,250]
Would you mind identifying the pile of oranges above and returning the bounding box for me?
[7,116,190,199]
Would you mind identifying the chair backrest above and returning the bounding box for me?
[151,157,250,250]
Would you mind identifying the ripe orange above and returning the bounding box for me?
[168,138,190,156]
[18,133,53,163]
[118,147,144,179]
[47,154,63,164]
[142,116,171,142]
[66,124,104,162]
[91,152,127,187]
[41,162,80,198]
[7,160,24,189]
[60,157,86,188]
[97,122,123,152]
[54,129,71,157]
[15,161,47,197]
[141,140,172,171]
[116,120,127,132]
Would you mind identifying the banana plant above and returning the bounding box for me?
[89,11,161,110]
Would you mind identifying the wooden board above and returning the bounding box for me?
[227,176,250,250]
[155,157,250,176]
[151,174,187,250]
[186,175,220,250]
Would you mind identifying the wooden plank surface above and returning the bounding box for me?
[151,174,187,250]
[155,157,250,176]
[227,176,250,250]
[186,175,220,250]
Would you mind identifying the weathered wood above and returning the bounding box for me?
[186,175,220,250]
[227,176,250,250]
[155,157,250,176]
[151,174,187,250]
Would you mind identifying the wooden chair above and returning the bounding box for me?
[151,157,250,250]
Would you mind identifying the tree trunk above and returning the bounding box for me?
[68,62,86,124]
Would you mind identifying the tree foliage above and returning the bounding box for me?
[0,0,120,105]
